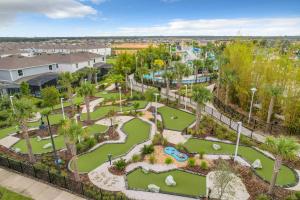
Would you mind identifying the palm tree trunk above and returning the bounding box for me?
[23,124,35,163]
[141,75,144,93]
[71,144,80,181]
[194,66,198,83]
[88,73,92,82]
[85,97,91,122]
[196,104,201,130]
[125,73,128,91]
[266,96,275,132]
[94,73,97,84]
[166,78,170,103]
[268,156,282,194]
[225,84,229,105]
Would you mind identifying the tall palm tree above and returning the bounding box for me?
[136,64,149,93]
[77,82,96,122]
[58,72,76,113]
[193,59,204,83]
[221,69,237,105]
[162,70,175,102]
[58,119,84,181]
[174,62,189,89]
[192,86,212,130]
[265,85,283,131]
[14,98,36,163]
[265,136,300,194]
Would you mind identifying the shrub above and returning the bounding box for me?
[113,159,127,171]
[165,157,173,165]
[295,191,300,199]
[142,144,154,155]
[85,137,96,149]
[149,154,156,164]
[131,154,141,163]
[199,150,205,159]
[175,143,185,152]
[152,134,163,145]
[162,138,168,146]
[187,158,196,167]
[200,160,208,170]
[255,194,271,200]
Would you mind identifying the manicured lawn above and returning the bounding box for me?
[0,126,19,139]
[52,96,84,110]
[12,135,65,154]
[95,91,123,100]
[127,168,206,197]
[0,186,32,200]
[73,118,151,172]
[184,139,297,186]
[80,101,148,121]
[28,114,64,128]
[157,106,195,131]
[85,124,108,136]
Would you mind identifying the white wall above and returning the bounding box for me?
[0,70,12,81]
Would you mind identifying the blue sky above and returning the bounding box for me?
[0,0,300,36]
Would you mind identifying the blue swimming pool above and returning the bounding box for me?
[164,146,188,162]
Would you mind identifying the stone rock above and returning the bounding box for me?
[148,184,160,193]
[194,154,200,159]
[212,143,221,150]
[142,166,149,174]
[43,143,52,149]
[252,159,262,169]
[165,175,176,186]
[36,136,42,141]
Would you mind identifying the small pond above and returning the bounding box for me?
[164,146,188,162]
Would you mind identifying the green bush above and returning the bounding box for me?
[131,154,141,163]
[113,159,127,171]
[142,144,154,155]
[152,134,163,145]
[295,191,300,199]
[165,157,173,165]
[175,143,185,152]
[200,160,208,170]
[255,194,271,200]
[187,158,196,167]
[149,154,156,164]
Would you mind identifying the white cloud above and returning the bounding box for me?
[0,0,97,25]
[103,17,300,36]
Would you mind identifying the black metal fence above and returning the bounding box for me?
[0,155,128,200]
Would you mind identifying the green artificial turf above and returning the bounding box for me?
[157,106,195,131]
[73,118,151,172]
[80,101,148,121]
[0,126,19,139]
[85,124,108,136]
[127,168,206,197]
[12,135,65,154]
[95,91,123,100]
[0,186,32,200]
[52,96,84,110]
[184,139,297,186]
[28,114,64,128]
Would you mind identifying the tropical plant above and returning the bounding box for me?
[41,86,60,109]
[165,157,173,165]
[20,82,30,96]
[141,144,154,155]
[187,157,196,167]
[113,159,127,171]
[77,82,96,122]
[192,86,212,130]
[58,72,77,113]
[14,98,36,163]
[265,136,300,194]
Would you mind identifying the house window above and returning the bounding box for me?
[18,70,23,76]
[56,64,59,68]
[49,65,52,70]
[76,63,79,68]
[102,57,105,61]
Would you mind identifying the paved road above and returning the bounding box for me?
[0,167,85,200]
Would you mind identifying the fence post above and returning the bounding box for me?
[19,162,23,173]
[6,157,10,168]
[33,166,37,178]
[64,176,67,189]
[47,169,51,183]
[81,182,84,196]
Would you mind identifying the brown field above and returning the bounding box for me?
[112,42,157,49]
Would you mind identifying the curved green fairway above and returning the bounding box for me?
[158,106,195,131]
[28,114,64,128]
[80,101,148,121]
[0,126,19,139]
[184,139,297,186]
[0,186,32,200]
[127,168,206,197]
[12,135,65,154]
[85,124,108,136]
[74,118,151,172]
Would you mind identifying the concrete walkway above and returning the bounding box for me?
[0,167,85,200]
[81,98,104,113]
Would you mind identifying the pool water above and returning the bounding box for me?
[164,146,188,162]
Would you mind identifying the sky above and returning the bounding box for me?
[0,0,300,37]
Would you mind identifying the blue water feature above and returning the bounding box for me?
[164,146,188,162]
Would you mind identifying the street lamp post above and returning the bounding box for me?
[234,122,242,162]
[9,96,15,114]
[119,87,122,112]
[45,114,60,167]
[184,85,188,110]
[130,78,133,98]
[60,98,65,120]
[248,87,257,124]
[154,93,159,129]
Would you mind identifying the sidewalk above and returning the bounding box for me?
[0,167,85,200]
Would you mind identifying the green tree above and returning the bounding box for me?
[114,53,134,91]
[14,98,36,163]
[162,70,175,102]
[41,86,60,109]
[265,136,300,194]
[77,82,96,122]
[58,72,76,113]
[20,82,30,96]
[265,85,283,131]
[192,86,212,130]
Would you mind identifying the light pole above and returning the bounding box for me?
[248,87,257,124]
[84,78,87,84]
[119,86,122,112]
[75,114,80,124]
[130,78,133,98]
[184,85,188,110]
[154,93,159,129]
[9,96,15,114]
[60,98,65,120]
[234,122,242,162]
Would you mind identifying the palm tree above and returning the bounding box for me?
[174,62,189,89]
[77,82,96,122]
[221,69,237,105]
[193,59,204,83]
[58,72,76,113]
[192,86,212,130]
[265,136,300,194]
[115,53,133,91]
[162,70,175,103]
[265,85,283,131]
[58,119,84,181]
[86,67,99,83]
[14,98,36,163]
[136,64,149,93]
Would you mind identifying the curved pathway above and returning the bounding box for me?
[81,98,104,113]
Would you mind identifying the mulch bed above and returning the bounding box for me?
[15,125,60,139]
[108,166,125,176]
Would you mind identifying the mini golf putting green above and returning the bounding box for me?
[95,91,123,100]
[157,106,195,131]
[126,168,206,197]
[0,126,19,139]
[85,124,108,136]
[28,114,64,128]
[184,138,297,186]
[12,135,65,154]
[73,118,151,172]
[52,96,84,110]
[0,186,32,200]
[80,101,148,121]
